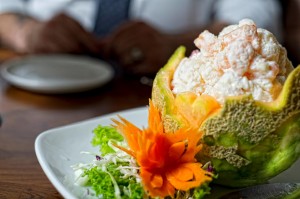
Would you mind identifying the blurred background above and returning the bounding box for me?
[282,0,300,66]
[0,0,300,198]
[0,0,299,75]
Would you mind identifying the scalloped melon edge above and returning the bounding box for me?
[151,46,300,187]
[152,46,300,138]
[152,46,187,132]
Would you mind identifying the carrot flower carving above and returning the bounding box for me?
[112,100,212,198]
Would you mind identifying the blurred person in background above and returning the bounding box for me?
[282,0,300,66]
[0,0,283,76]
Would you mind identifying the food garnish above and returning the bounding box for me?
[73,102,213,198]
[112,100,212,198]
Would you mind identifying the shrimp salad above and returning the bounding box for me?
[172,19,294,104]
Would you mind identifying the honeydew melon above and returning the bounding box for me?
[152,46,300,187]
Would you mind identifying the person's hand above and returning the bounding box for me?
[103,21,176,76]
[24,13,101,55]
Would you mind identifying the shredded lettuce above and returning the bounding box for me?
[91,125,124,155]
[79,125,145,198]
[84,161,144,199]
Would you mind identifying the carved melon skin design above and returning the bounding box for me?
[152,46,300,187]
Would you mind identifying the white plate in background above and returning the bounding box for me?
[1,55,114,94]
[34,107,300,199]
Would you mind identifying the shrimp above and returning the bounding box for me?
[172,19,292,104]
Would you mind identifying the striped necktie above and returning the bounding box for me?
[93,0,131,36]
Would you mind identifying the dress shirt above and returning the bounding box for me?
[0,0,282,39]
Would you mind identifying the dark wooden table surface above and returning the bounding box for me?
[0,50,152,198]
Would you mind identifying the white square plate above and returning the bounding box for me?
[35,106,300,198]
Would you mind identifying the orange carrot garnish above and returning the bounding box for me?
[112,100,212,198]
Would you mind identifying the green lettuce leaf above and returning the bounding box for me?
[91,125,124,155]
[84,161,144,199]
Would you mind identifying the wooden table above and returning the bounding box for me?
[0,50,152,198]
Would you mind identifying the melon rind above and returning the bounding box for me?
[151,46,300,187]
[152,46,187,132]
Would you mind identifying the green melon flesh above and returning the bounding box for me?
[152,46,300,187]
